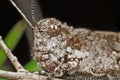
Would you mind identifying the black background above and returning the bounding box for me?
[0,0,120,65]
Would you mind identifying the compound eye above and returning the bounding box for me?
[50,25,58,30]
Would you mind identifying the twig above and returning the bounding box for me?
[0,36,26,72]
[0,70,64,80]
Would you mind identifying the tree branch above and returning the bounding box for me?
[0,36,26,71]
[0,70,64,80]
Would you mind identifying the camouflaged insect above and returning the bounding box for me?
[33,18,120,80]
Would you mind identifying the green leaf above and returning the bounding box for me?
[24,59,41,72]
[0,20,27,68]
[0,78,7,80]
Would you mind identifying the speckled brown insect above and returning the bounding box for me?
[33,18,120,80]
[9,0,120,79]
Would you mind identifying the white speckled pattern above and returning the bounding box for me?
[33,18,120,79]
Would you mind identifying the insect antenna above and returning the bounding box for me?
[9,0,43,28]
[9,0,33,27]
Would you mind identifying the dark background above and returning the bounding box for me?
[0,0,120,65]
